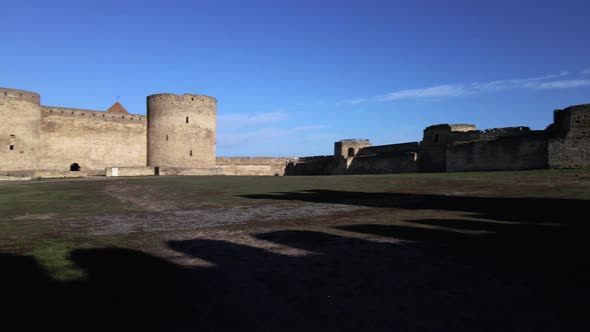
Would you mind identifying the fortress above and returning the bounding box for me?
[1,87,589,178]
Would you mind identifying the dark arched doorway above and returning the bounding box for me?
[347,148,355,157]
[70,163,81,171]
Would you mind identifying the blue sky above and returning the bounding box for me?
[2,0,589,157]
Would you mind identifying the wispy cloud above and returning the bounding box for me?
[376,71,588,102]
[473,71,568,92]
[582,68,590,74]
[378,84,467,101]
[218,110,288,128]
[536,79,590,89]
[337,98,369,105]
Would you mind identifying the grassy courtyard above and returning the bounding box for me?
[1,170,589,331]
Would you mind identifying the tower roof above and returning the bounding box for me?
[106,101,129,114]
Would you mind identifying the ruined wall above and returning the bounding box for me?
[0,88,42,171]
[422,124,477,146]
[347,142,419,174]
[147,93,216,168]
[216,157,291,176]
[347,152,418,174]
[446,133,548,172]
[419,124,479,172]
[481,127,532,139]
[285,156,335,175]
[40,107,147,171]
[355,142,418,156]
[418,147,447,172]
[334,139,372,158]
[548,104,590,169]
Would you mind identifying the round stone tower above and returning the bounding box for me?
[147,93,217,168]
[0,88,42,171]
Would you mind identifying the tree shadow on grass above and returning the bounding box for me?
[1,216,589,331]
[240,189,589,224]
[170,223,590,331]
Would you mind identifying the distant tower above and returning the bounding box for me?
[334,139,372,159]
[147,93,217,168]
[0,88,42,171]
[334,139,372,171]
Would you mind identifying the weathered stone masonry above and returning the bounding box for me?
[287,103,590,175]
[1,86,588,177]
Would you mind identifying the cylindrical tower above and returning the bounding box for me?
[147,93,217,168]
[0,88,42,171]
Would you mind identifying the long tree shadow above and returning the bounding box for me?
[0,248,245,331]
[2,217,589,331]
[169,221,590,331]
[240,189,589,224]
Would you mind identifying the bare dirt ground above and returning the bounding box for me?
[1,171,589,331]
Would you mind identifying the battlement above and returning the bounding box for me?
[147,93,217,106]
[339,138,370,143]
[0,88,41,105]
[481,126,532,139]
[41,106,147,122]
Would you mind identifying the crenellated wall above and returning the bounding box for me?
[1,86,588,177]
[40,106,147,171]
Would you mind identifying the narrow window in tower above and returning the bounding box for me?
[434,134,439,143]
[166,135,169,141]
[9,145,15,150]
[186,116,189,123]
[190,150,193,156]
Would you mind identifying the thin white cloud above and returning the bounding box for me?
[378,84,467,101]
[337,98,368,105]
[377,71,587,102]
[218,110,288,128]
[536,79,590,89]
[582,68,590,74]
[474,71,569,91]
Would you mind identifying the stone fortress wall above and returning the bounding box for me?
[1,86,588,178]
[0,87,292,177]
[548,104,590,169]
[40,106,147,172]
[287,103,590,175]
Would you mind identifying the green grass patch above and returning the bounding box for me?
[0,182,134,220]
[32,241,90,281]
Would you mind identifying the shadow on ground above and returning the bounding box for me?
[1,191,589,331]
[241,189,589,223]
